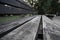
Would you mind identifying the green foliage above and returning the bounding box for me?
[27,0,59,15]
[27,0,34,6]
[38,0,59,14]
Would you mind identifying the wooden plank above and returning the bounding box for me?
[0,0,33,10]
[0,4,32,14]
[42,15,60,40]
[0,16,41,40]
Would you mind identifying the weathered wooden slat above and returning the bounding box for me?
[0,16,41,40]
[0,4,33,14]
[42,15,60,40]
[0,0,33,10]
